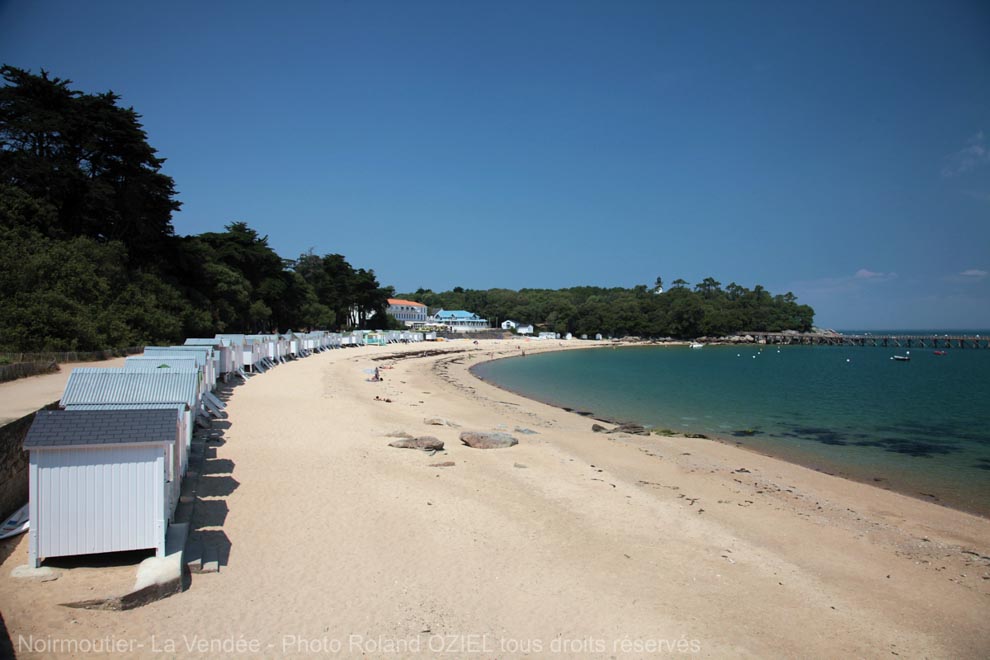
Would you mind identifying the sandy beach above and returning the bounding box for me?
[1,339,988,658]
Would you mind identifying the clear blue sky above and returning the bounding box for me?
[2,0,988,329]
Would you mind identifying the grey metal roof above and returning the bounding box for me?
[124,357,199,371]
[184,338,224,346]
[24,409,176,449]
[61,369,198,407]
[140,347,210,366]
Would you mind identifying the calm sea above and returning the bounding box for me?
[472,336,990,516]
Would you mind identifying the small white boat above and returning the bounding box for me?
[689,342,704,349]
[0,504,28,540]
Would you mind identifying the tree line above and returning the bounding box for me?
[1,65,814,351]
[401,277,814,338]
[0,66,397,352]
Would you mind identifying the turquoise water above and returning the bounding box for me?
[472,343,990,515]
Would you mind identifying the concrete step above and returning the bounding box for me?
[185,539,203,574]
[201,545,220,573]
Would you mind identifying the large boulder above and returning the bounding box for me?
[389,436,444,451]
[460,431,518,449]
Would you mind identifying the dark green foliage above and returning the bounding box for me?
[0,66,179,262]
[0,67,391,351]
[0,65,813,351]
[398,282,813,339]
[292,250,391,330]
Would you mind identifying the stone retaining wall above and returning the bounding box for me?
[0,402,58,520]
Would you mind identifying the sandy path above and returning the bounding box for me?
[0,357,127,425]
[1,340,988,658]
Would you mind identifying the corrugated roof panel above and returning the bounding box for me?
[124,357,198,371]
[143,346,212,363]
[139,352,204,367]
[184,338,223,346]
[61,369,198,408]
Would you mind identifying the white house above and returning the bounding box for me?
[386,299,429,326]
[502,320,534,335]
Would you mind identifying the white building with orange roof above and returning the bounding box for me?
[386,298,429,326]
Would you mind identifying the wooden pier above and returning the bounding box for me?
[751,333,990,349]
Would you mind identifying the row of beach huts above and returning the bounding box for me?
[22,329,430,568]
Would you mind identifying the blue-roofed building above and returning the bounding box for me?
[431,309,489,332]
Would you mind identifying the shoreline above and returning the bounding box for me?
[1,339,988,658]
[468,341,990,520]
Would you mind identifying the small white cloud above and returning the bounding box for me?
[942,131,990,177]
[963,190,990,202]
[855,268,897,281]
[960,268,988,279]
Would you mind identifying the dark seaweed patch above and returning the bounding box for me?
[871,437,956,458]
[731,428,765,437]
[780,425,960,457]
[787,427,851,446]
[873,423,989,445]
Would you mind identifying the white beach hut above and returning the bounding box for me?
[184,338,237,380]
[142,346,217,391]
[25,409,179,567]
[59,402,187,521]
[123,357,226,420]
[245,335,278,368]
[61,368,201,474]
[281,332,301,359]
[303,331,326,353]
[215,334,263,373]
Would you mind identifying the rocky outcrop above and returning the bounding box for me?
[593,422,651,436]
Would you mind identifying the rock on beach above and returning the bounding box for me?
[389,436,444,451]
[460,431,518,449]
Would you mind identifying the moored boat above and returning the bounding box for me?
[0,503,28,540]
